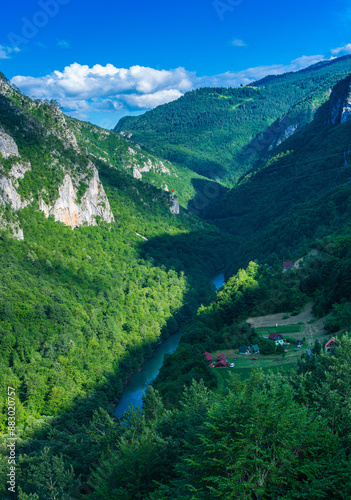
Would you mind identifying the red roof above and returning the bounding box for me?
[325,337,336,349]
[216,354,227,360]
[204,352,213,361]
[283,261,294,268]
[215,359,227,367]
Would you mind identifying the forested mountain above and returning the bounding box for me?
[204,72,351,267]
[0,74,238,498]
[2,54,351,499]
[114,55,351,185]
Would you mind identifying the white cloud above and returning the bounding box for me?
[195,54,326,88]
[0,45,20,59]
[11,63,195,119]
[8,49,344,126]
[331,43,351,55]
[12,63,194,103]
[120,89,184,109]
[230,39,247,47]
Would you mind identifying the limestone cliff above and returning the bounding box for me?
[330,76,351,125]
[0,161,31,240]
[122,146,171,180]
[169,194,180,215]
[0,163,31,210]
[39,166,114,228]
[0,127,20,158]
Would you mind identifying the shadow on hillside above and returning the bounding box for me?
[11,229,238,498]
[187,178,229,217]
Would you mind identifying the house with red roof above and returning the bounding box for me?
[215,353,227,367]
[283,261,294,271]
[204,352,213,362]
[215,358,227,368]
[325,337,337,353]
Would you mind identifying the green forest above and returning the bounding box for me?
[2,54,351,499]
[115,55,351,184]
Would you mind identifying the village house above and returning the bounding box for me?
[269,332,285,346]
[325,337,337,353]
[239,346,251,355]
[215,354,227,367]
[204,352,213,363]
[283,261,294,271]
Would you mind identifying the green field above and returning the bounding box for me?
[255,324,303,335]
[211,348,304,390]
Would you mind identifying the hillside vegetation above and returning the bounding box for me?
[115,55,351,184]
[2,56,351,499]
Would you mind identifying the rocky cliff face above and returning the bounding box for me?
[341,92,351,124]
[0,76,181,241]
[50,106,80,151]
[122,146,171,180]
[0,127,20,158]
[169,194,180,215]
[39,164,114,228]
[330,76,351,125]
[0,164,31,211]
[0,128,114,233]
[0,130,31,212]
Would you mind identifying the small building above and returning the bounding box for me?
[215,358,227,368]
[204,352,213,362]
[325,337,337,353]
[251,344,260,354]
[239,346,250,355]
[296,340,303,348]
[216,353,227,361]
[283,261,294,271]
[269,333,285,346]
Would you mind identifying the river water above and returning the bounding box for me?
[114,272,225,417]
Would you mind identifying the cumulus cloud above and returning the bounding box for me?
[11,63,194,114]
[120,89,184,109]
[331,43,351,56]
[8,50,341,126]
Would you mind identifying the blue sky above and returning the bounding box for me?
[1,0,351,128]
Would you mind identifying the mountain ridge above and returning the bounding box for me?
[114,55,351,187]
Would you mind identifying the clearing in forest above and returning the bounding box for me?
[246,302,329,344]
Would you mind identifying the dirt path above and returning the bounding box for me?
[247,303,329,345]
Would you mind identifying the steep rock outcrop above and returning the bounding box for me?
[330,76,351,125]
[0,128,19,158]
[0,162,31,240]
[122,147,171,180]
[39,167,114,228]
[50,106,80,151]
[0,162,31,210]
[169,194,180,215]
[341,92,351,124]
